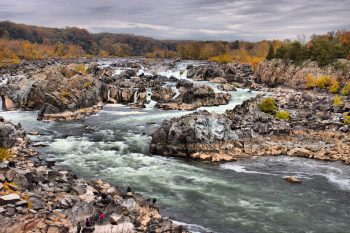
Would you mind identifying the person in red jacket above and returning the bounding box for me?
[99,212,105,225]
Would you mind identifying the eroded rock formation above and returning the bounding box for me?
[151,89,350,163]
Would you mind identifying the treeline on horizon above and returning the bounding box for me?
[0,21,349,68]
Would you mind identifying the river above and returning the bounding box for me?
[1,60,349,233]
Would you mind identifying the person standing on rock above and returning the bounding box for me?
[76,222,82,233]
[99,212,105,225]
[85,218,92,227]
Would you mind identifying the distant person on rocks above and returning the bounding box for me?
[8,161,15,168]
[99,212,105,225]
[76,222,82,233]
[127,186,131,192]
[152,198,157,204]
[85,218,92,227]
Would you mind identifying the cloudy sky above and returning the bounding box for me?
[0,0,349,41]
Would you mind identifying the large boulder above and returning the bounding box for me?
[0,117,27,148]
[150,111,235,157]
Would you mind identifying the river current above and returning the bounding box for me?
[1,60,349,233]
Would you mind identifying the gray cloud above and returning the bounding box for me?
[0,0,349,41]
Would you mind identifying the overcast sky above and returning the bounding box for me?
[0,0,349,41]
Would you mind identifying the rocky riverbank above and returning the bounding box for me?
[0,116,188,233]
[150,88,350,163]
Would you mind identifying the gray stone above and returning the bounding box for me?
[15,200,29,207]
[6,206,16,216]
[0,193,21,205]
[29,196,44,210]
[5,169,15,182]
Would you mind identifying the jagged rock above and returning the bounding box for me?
[122,198,137,212]
[218,83,237,91]
[29,196,44,210]
[284,176,302,184]
[5,170,15,182]
[6,206,16,216]
[0,194,21,205]
[210,77,227,83]
[15,200,28,207]
[187,63,256,86]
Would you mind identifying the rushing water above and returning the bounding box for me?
[1,61,350,233]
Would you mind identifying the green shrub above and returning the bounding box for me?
[341,82,350,96]
[333,95,343,107]
[258,97,278,114]
[275,110,290,120]
[0,148,12,162]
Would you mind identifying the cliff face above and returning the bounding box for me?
[255,59,350,88]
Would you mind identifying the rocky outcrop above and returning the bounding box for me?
[0,117,27,149]
[0,118,188,233]
[1,64,103,121]
[154,80,231,111]
[255,59,350,88]
[0,63,156,120]
[187,63,256,87]
[151,88,350,163]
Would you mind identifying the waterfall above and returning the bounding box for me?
[0,96,3,111]
[133,89,139,104]
[107,89,111,101]
[172,86,181,99]
[145,88,157,110]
